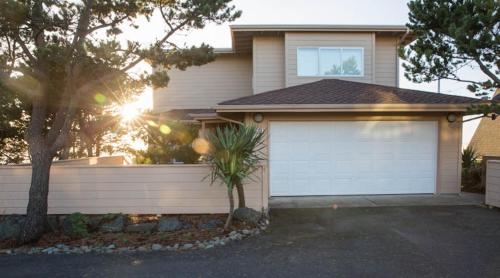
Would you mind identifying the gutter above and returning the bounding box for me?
[215,103,475,113]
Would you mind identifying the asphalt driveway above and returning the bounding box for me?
[1,205,500,278]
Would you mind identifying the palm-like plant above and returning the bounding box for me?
[462,146,478,169]
[205,124,265,229]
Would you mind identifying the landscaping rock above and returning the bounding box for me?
[181,243,193,250]
[151,244,162,251]
[99,215,125,233]
[137,246,149,252]
[197,219,223,230]
[158,217,183,232]
[0,215,24,240]
[125,222,156,233]
[87,216,104,231]
[233,207,261,224]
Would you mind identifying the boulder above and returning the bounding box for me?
[233,207,261,224]
[158,217,183,232]
[0,215,25,240]
[197,219,223,230]
[125,222,157,233]
[99,215,125,233]
[87,216,104,231]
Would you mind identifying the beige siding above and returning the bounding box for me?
[245,112,462,195]
[486,160,500,207]
[0,165,265,215]
[153,55,252,112]
[438,117,462,193]
[375,36,398,87]
[285,32,374,87]
[253,36,285,94]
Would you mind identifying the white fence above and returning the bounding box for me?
[0,165,264,215]
[486,160,500,208]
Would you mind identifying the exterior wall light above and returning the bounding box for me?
[253,113,264,123]
[446,113,458,123]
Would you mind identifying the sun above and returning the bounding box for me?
[119,102,141,123]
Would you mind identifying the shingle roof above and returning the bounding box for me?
[218,79,480,106]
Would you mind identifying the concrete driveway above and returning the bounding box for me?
[1,205,500,277]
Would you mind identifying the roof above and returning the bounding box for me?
[217,79,481,112]
[230,24,412,54]
[160,109,215,122]
[469,117,500,157]
[230,24,409,32]
[470,89,500,156]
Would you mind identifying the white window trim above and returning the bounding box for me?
[297,47,364,77]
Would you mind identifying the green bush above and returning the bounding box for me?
[67,213,89,237]
[462,146,479,169]
[134,120,200,164]
[461,146,483,193]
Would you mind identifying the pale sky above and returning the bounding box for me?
[126,0,489,147]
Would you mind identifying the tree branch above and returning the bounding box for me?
[13,33,36,66]
[473,56,500,86]
[86,15,129,34]
[75,19,188,96]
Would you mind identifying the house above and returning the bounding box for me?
[153,24,481,197]
[468,89,500,157]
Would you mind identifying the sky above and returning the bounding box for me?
[126,0,488,147]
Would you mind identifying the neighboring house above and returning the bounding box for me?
[468,88,500,157]
[153,24,481,197]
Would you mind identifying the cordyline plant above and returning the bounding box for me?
[205,124,265,230]
[0,0,241,243]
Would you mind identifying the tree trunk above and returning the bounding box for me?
[236,182,246,208]
[86,145,93,157]
[224,186,235,230]
[18,147,53,243]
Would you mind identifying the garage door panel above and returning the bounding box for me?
[270,121,437,196]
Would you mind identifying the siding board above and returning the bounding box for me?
[375,36,398,86]
[153,55,252,112]
[253,36,285,94]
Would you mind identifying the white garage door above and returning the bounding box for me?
[270,121,438,196]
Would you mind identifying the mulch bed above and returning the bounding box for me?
[0,214,257,250]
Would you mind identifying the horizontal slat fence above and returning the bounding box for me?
[0,165,264,214]
[486,160,500,208]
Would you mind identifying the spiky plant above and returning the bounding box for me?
[462,146,478,169]
[205,124,265,229]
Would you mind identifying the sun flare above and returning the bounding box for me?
[119,103,141,123]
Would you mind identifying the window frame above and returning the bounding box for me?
[296,47,365,77]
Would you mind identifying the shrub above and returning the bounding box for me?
[64,213,89,238]
[461,146,483,193]
[462,146,478,169]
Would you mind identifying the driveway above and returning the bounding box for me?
[1,205,500,277]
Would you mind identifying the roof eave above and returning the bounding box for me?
[229,24,409,32]
[215,103,472,113]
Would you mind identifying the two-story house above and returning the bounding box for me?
[153,25,480,198]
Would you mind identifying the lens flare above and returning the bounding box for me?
[159,124,171,134]
[94,93,106,104]
[192,138,210,154]
[146,120,158,127]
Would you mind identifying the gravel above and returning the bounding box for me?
[1,226,266,256]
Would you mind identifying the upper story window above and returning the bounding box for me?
[297,47,364,77]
